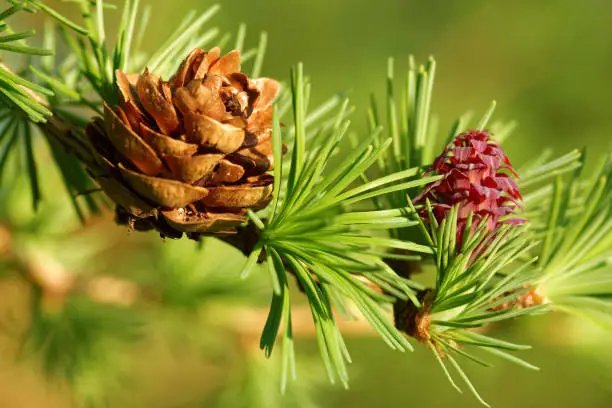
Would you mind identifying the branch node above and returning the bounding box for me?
[490,285,547,312]
[394,288,435,343]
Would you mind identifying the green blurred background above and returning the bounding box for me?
[2,0,612,407]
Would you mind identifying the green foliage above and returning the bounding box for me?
[532,153,612,329]
[366,57,437,230]
[417,205,545,406]
[1,1,612,407]
[0,3,53,122]
[0,0,107,218]
[244,64,438,388]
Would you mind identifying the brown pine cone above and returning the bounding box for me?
[86,48,280,237]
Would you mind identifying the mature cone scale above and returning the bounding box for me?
[414,129,523,247]
[86,48,280,237]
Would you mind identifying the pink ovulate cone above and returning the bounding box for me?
[414,129,524,249]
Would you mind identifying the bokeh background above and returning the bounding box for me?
[2,0,612,407]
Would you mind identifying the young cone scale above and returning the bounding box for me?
[86,48,280,238]
[414,129,524,247]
